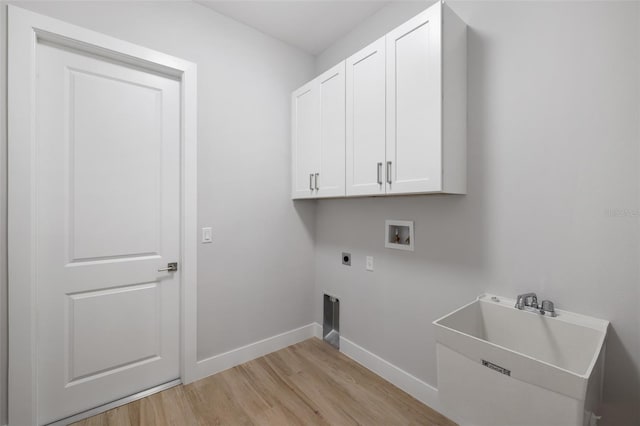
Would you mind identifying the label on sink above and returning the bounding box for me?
[482,360,511,376]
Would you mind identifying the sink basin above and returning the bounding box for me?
[433,294,608,426]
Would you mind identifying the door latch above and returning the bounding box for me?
[158,262,178,272]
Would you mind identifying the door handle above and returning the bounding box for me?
[386,161,392,184]
[315,173,319,190]
[309,173,314,191]
[158,262,178,272]
[377,163,383,185]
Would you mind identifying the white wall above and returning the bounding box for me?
[0,4,7,425]
[316,1,431,74]
[0,1,316,423]
[314,1,640,425]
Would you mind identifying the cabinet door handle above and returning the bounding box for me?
[309,173,314,191]
[386,161,392,184]
[377,163,383,184]
[315,173,319,190]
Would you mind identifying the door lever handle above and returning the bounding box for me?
[158,262,178,272]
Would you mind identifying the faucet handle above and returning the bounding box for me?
[540,300,557,317]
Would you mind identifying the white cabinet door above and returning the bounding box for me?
[386,6,442,194]
[316,62,346,198]
[291,82,319,199]
[346,38,386,196]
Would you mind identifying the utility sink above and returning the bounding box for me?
[433,294,608,426]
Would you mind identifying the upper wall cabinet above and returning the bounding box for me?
[292,1,466,200]
[292,62,346,199]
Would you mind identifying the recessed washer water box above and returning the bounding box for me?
[385,220,414,251]
[433,294,608,426]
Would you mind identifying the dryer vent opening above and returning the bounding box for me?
[323,294,340,349]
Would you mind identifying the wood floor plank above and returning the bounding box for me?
[103,405,131,426]
[72,338,456,426]
[238,357,329,425]
[185,373,253,426]
[299,339,444,424]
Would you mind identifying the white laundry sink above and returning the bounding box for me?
[433,294,608,426]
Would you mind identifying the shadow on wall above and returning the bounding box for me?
[293,200,317,242]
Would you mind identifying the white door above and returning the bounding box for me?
[386,6,442,194]
[291,82,320,199]
[346,37,386,197]
[36,39,181,424]
[316,61,346,198]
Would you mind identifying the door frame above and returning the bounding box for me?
[8,6,198,425]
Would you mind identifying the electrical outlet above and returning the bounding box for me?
[342,252,351,266]
[202,227,212,243]
[366,256,374,271]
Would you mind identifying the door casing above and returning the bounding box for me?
[7,6,198,425]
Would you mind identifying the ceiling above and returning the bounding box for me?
[195,0,392,55]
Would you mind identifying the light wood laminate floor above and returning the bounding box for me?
[73,338,456,426]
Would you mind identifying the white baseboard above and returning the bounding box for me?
[338,336,441,408]
[338,334,462,424]
[194,323,318,381]
[312,322,322,338]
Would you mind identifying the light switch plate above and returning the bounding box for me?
[202,227,212,243]
[366,256,374,271]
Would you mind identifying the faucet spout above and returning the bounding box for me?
[515,293,538,310]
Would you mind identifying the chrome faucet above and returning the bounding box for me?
[515,292,557,317]
[515,292,538,310]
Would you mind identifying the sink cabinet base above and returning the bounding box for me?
[437,344,602,426]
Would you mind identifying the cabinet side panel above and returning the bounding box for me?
[442,3,467,194]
